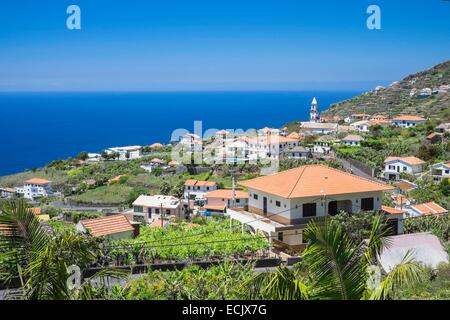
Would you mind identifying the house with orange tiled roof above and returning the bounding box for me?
[204,189,248,213]
[228,164,396,249]
[431,161,450,183]
[0,187,17,198]
[408,201,447,217]
[392,115,427,128]
[16,178,53,200]
[76,214,135,239]
[383,156,425,180]
[184,179,218,200]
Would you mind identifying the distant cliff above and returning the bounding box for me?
[322,60,450,119]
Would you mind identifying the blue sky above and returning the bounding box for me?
[0,0,448,91]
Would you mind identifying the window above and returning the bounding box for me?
[361,198,374,211]
[277,232,283,242]
[253,194,258,200]
[303,203,317,217]
[206,187,210,190]
[403,166,407,171]
[134,206,143,213]
[155,208,160,214]
[236,198,240,203]
[275,201,281,207]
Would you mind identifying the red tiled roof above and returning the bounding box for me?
[205,189,248,199]
[80,215,134,237]
[382,205,405,215]
[203,204,226,211]
[384,156,425,166]
[27,207,42,215]
[25,178,50,184]
[184,179,217,187]
[393,115,426,121]
[239,164,394,199]
[411,202,447,216]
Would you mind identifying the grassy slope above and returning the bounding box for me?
[322,60,450,119]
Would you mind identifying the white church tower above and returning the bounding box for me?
[310,97,319,122]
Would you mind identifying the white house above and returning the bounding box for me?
[132,195,184,222]
[179,133,203,152]
[350,120,370,132]
[106,146,142,160]
[16,178,53,200]
[184,179,218,200]
[383,156,425,180]
[392,115,427,128]
[313,135,335,154]
[0,187,17,198]
[283,146,311,159]
[435,123,450,134]
[228,165,396,250]
[86,153,102,163]
[245,135,299,160]
[431,161,450,182]
[300,122,338,135]
[341,134,364,147]
[204,189,248,213]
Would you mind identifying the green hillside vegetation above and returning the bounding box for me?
[323,60,449,119]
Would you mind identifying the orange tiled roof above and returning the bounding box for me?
[149,143,163,148]
[287,132,302,139]
[367,120,392,126]
[80,215,134,237]
[381,205,405,215]
[411,202,447,216]
[203,204,226,211]
[184,179,217,187]
[205,189,248,199]
[393,115,426,121]
[239,164,394,199]
[27,207,42,215]
[371,115,388,119]
[25,178,50,184]
[351,113,371,117]
[384,156,425,166]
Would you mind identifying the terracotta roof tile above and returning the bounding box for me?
[384,156,425,166]
[239,164,394,199]
[205,189,248,199]
[393,115,426,121]
[25,178,50,184]
[411,202,447,216]
[80,215,134,237]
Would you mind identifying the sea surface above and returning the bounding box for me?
[0,91,360,176]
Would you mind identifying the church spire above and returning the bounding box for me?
[310,97,319,122]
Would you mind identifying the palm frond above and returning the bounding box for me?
[369,250,426,300]
[302,218,366,300]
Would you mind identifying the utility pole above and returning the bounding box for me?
[231,175,237,209]
[160,203,163,228]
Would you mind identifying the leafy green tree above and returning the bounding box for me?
[0,199,126,300]
[76,152,89,161]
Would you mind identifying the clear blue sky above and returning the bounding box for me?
[0,0,448,91]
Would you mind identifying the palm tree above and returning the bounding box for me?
[246,214,426,300]
[0,199,127,300]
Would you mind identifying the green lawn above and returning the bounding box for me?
[70,184,134,205]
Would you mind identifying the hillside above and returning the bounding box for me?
[322,60,450,119]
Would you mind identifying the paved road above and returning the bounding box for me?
[336,158,376,181]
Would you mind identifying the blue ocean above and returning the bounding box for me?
[0,91,360,176]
